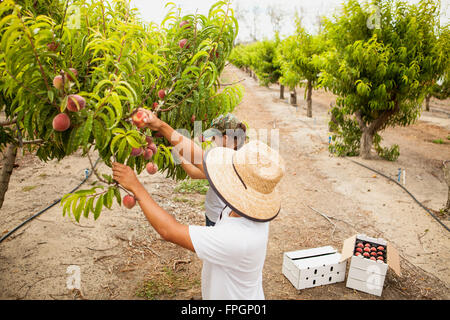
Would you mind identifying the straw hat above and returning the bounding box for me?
[203,140,286,222]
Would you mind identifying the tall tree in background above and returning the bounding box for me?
[276,16,325,114]
[276,35,301,106]
[293,19,325,117]
[425,25,450,111]
[321,0,448,159]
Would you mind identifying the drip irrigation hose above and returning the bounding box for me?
[292,114,449,233]
[0,158,101,244]
[349,159,450,233]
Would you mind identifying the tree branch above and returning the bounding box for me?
[87,152,108,184]
[367,100,400,135]
[18,13,51,94]
[354,110,366,130]
[0,119,17,127]
[16,139,44,145]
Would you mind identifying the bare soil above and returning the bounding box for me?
[0,64,449,300]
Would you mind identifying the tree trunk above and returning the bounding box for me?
[355,101,400,160]
[444,161,450,211]
[447,187,450,211]
[0,144,18,210]
[290,88,297,106]
[360,128,374,160]
[306,80,313,118]
[425,94,431,112]
[329,103,337,132]
[280,85,285,100]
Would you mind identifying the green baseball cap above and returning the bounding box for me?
[203,113,245,138]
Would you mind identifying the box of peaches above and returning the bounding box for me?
[340,234,402,296]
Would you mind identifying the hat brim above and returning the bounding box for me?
[203,147,281,222]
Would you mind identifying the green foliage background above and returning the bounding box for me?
[230,0,448,160]
[0,0,244,221]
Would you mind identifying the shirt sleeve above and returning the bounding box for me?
[189,225,244,267]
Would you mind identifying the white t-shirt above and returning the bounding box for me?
[189,208,270,300]
[204,188,226,223]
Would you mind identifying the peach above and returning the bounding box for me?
[148,143,157,155]
[132,110,148,128]
[67,94,86,112]
[53,75,64,90]
[123,195,136,209]
[66,68,78,82]
[145,136,153,145]
[52,113,71,132]
[158,89,166,100]
[146,162,158,175]
[179,39,189,49]
[179,20,190,28]
[210,49,219,59]
[47,42,59,51]
[153,102,159,109]
[143,148,153,160]
[131,148,143,157]
[191,115,196,123]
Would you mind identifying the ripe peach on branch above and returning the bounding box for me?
[123,195,136,209]
[53,75,64,90]
[158,89,166,100]
[146,162,158,175]
[65,68,78,82]
[178,39,189,49]
[131,148,143,157]
[143,148,153,160]
[131,110,149,128]
[179,20,190,29]
[67,95,86,112]
[52,113,71,132]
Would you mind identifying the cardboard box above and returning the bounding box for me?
[340,234,401,296]
[282,246,347,290]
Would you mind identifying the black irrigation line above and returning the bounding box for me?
[348,159,450,233]
[0,158,101,244]
[294,110,449,233]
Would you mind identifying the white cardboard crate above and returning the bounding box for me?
[282,246,347,290]
[340,234,401,297]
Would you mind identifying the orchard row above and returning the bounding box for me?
[229,0,449,160]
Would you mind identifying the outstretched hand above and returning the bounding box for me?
[112,162,141,194]
[131,108,163,131]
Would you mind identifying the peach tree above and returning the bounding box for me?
[276,19,325,115]
[321,0,448,159]
[0,0,243,220]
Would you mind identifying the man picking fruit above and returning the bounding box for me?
[178,113,248,226]
[112,109,285,300]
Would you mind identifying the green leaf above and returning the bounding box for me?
[84,197,94,218]
[94,194,104,220]
[74,196,86,222]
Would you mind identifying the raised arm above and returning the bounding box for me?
[112,162,195,252]
[136,108,206,174]
[174,151,207,179]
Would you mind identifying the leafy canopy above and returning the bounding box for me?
[0,0,243,221]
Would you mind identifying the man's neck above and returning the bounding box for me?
[229,211,241,218]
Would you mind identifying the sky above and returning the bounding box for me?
[130,0,450,42]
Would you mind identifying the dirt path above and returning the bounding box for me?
[0,65,449,300]
[227,65,450,299]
